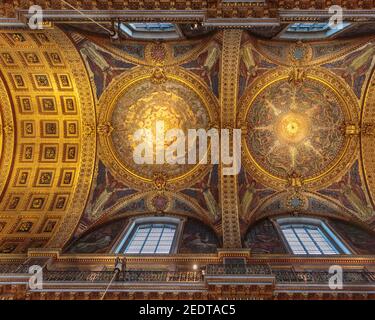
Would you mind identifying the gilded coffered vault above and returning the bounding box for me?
[0,28,96,252]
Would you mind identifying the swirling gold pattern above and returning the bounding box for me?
[98,67,219,191]
[239,68,359,190]
[246,78,346,180]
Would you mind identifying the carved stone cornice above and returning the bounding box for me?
[3,1,375,23]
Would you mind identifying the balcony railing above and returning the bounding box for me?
[206,264,375,284]
[274,270,375,284]
[1,263,374,285]
[43,270,203,283]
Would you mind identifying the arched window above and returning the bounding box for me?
[279,22,351,40]
[287,22,330,33]
[115,217,182,255]
[277,218,351,255]
[119,22,181,40]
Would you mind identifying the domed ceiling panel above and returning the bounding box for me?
[0,29,96,253]
[239,68,359,191]
[98,67,219,191]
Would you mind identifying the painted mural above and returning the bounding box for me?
[59,27,375,254]
[322,42,375,99]
[179,218,220,253]
[330,219,375,255]
[318,161,374,220]
[243,219,286,254]
[65,219,127,254]
[180,166,220,221]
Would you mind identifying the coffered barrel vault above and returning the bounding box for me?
[0,28,96,252]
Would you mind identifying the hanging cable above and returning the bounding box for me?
[100,257,125,300]
[60,0,118,38]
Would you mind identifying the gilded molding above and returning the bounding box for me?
[47,28,97,248]
[0,73,14,202]
[220,29,242,249]
[361,65,375,215]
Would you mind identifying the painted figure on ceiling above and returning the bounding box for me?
[324,42,375,98]
[343,44,375,82]
[238,43,277,97]
[238,170,276,219]
[73,34,135,98]
[87,172,125,220]
[181,41,220,96]
[338,181,373,219]
[318,161,374,220]
[86,162,137,221]
[187,169,220,220]
[240,44,257,80]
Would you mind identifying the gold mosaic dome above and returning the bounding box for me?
[98,68,219,190]
[240,70,359,190]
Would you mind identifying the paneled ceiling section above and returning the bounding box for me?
[0,28,96,253]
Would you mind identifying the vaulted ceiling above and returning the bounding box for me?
[0,2,375,255]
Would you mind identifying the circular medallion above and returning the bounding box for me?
[98,67,219,190]
[239,69,359,190]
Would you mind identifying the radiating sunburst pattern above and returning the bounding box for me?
[246,79,346,180]
[111,78,210,180]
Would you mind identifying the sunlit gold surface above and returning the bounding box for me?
[0,28,96,250]
[98,68,219,190]
[111,78,209,181]
[126,91,197,153]
[244,77,348,181]
[275,112,311,144]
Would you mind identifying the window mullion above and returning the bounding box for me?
[140,226,152,254]
[155,225,165,254]
[305,227,324,254]
[291,226,308,255]
[125,225,139,254]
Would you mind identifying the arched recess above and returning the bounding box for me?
[243,214,375,255]
[86,190,218,232]
[0,28,96,252]
[245,191,360,227]
[64,214,220,254]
